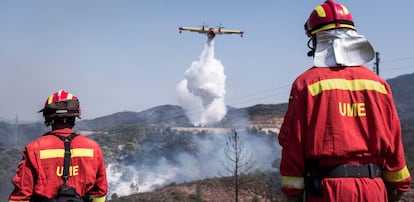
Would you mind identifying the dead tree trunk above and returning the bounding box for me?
[219,131,254,202]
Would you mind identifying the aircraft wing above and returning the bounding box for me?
[179,25,244,39]
[219,29,244,36]
[179,27,207,34]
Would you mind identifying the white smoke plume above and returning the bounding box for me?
[106,131,280,199]
[176,39,227,126]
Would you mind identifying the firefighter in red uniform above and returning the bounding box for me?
[9,90,108,201]
[278,1,411,201]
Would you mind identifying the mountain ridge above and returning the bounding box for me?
[75,103,288,131]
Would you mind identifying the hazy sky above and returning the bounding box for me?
[1,1,414,122]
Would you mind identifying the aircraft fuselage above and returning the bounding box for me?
[207,30,216,39]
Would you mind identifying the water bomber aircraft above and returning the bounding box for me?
[179,23,244,39]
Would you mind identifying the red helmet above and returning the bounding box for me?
[39,90,81,122]
[305,0,355,37]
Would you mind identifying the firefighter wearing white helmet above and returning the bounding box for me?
[9,90,108,201]
[278,1,411,201]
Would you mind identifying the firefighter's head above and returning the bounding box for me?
[305,0,355,57]
[39,89,81,127]
[305,0,355,37]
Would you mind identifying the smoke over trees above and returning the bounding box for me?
[95,125,279,199]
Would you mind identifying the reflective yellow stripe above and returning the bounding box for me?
[315,5,326,17]
[311,23,355,35]
[91,195,107,202]
[308,79,387,96]
[341,5,350,15]
[47,95,54,104]
[40,148,94,159]
[40,149,63,159]
[72,148,94,157]
[67,93,74,100]
[383,166,411,183]
[281,176,305,189]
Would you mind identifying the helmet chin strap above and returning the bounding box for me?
[307,38,315,57]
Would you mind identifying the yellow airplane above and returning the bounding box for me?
[179,24,244,39]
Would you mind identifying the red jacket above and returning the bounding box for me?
[279,66,411,200]
[9,128,108,202]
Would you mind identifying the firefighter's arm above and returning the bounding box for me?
[9,148,35,202]
[382,91,411,194]
[382,131,411,193]
[89,146,108,202]
[278,83,307,196]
